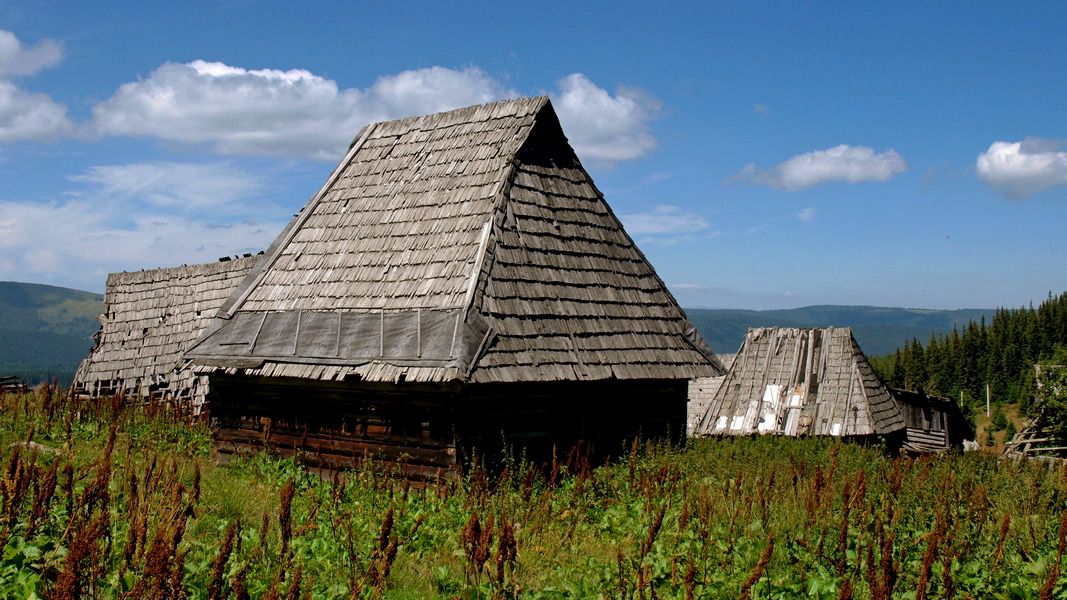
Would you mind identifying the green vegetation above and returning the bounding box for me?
[1033,348,1067,441]
[2,387,1066,598]
[0,281,103,386]
[872,293,1067,431]
[0,282,103,337]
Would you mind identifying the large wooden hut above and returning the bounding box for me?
[72,257,259,409]
[182,97,723,474]
[691,327,968,451]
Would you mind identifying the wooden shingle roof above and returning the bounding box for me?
[187,97,721,383]
[73,257,259,397]
[692,327,904,437]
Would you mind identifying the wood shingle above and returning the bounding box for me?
[73,256,259,407]
[692,327,904,437]
[187,97,722,384]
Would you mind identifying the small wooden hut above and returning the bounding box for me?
[72,257,259,409]
[180,97,723,474]
[889,388,972,453]
[691,327,969,451]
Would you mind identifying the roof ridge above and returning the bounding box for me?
[455,101,551,355]
[374,96,548,136]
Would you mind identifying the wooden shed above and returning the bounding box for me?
[72,257,259,409]
[691,327,969,451]
[889,387,972,453]
[181,97,723,474]
[687,326,973,448]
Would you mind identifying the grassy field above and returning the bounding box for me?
[1,387,1065,599]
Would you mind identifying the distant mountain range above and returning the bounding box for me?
[687,306,996,357]
[0,280,995,385]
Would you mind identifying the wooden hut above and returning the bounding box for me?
[691,327,968,451]
[72,257,259,410]
[182,97,723,475]
[692,327,902,439]
[890,388,972,452]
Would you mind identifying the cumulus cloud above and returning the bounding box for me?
[976,138,1067,198]
[91,62,659,165]
[797,207,816,222]
[0,30,62,77]
[0,31,71,143]
[91,62,517,161]
[618,205,709,235]
[728,144,907,191]
[0,81,72,142]
[551,73,658,164]
[0,162,284,290]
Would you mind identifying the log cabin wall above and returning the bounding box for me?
[207,374,687,478]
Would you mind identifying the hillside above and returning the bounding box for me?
[0,281,103,385]
[687,305,994,357]
[0,279,996,385]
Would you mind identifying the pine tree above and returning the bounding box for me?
[1003,419,1017,443]
[904,337,926,391]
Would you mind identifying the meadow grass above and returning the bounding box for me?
[1,387,1065,598]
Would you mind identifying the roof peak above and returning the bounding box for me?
[189,96,720,383]
[362,96,549,139]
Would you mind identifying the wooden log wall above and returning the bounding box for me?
[206,374,688,478]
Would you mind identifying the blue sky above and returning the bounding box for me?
[1,1,1065,310]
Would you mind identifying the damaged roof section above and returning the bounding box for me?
[693,327,904,437]
[73,256,259,401]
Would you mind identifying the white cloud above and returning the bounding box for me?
[0,81,72,142]
[91,62,660,166]
[618,205,708,235]
[728,144,907,191]
[91,62,516,161]
[0,162,283,290]
[366,67,513,119]
[68,162,267,212]
[797,207,816,222]
[976,138,1067,198]
[551,73,658,165]
[0,31,71,143]
[0,30,62,77]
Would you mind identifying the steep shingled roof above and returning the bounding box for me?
[73,257,259,399]
[693,327,904,437]
[187,97,721,383]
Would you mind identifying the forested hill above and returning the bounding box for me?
[0,281,103,385]
[686,305,994,357]
[875,292,1067,405]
